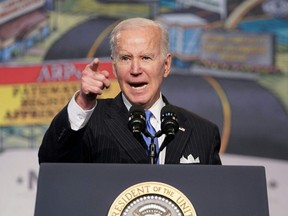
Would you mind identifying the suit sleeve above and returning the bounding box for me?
[38,106,90,163]
[209,125,222,165]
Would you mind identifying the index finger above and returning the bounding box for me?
[89,58,99,72]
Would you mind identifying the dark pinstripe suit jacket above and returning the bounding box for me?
[38,93,221,164]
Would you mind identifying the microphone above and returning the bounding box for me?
[161,105,179,139]
[158,105,179,153]
[128,105,146,138]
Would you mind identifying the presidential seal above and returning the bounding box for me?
[108,182,197,216]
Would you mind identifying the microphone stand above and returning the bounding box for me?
[148,137,157,164]
[148,130,176,165]
[144,129,176,165]
[147,130,163,165]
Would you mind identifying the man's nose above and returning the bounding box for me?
[131,59,141,75]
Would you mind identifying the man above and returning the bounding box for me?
[38,17,221,165]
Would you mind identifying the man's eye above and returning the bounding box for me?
[142,56,152,61]
[121,56,130,61]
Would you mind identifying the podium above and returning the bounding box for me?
[34,163,269,216]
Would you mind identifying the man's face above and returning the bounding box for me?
[112,26,171,109]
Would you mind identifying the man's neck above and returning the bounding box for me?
[121,93,165,113]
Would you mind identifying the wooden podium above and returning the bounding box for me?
[34,163,269,216]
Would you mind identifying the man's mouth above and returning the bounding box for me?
[129,82,148,90]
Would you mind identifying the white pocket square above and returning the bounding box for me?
[180,154,200,164]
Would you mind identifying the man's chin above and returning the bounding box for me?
[129,100,149,109]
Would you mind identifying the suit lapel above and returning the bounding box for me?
[104,94,148,163]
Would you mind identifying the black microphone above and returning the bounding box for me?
[161,105,179,139]
[158,105,179,153]
[128,105,146,138]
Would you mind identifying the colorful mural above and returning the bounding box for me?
[1,0,287,159]
[0,0,287,215]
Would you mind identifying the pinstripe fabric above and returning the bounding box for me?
[38,93,221,165]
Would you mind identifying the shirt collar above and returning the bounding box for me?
[122,93,165,123]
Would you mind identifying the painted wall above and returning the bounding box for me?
[0,0,287,215]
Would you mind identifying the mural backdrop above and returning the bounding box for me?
[0,0,287,215]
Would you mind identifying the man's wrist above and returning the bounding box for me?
[68,91,96,130]
[75,91,97,110]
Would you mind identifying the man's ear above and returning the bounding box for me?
[163,53,172,78]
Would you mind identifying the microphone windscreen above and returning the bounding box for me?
[161,104,176,116]
[129,105,145,114]
[161,105,179,136]
[128,105,146,134]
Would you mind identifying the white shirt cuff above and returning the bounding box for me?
[67,91,96,131]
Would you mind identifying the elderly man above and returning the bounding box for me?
[38,17,221,165]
